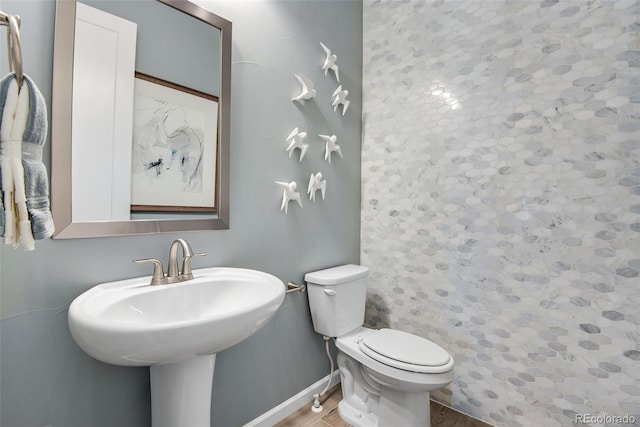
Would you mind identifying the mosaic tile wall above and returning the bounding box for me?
[361,1,640,426]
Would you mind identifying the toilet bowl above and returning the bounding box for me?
[305,265,454,427]
[335,327,454,426]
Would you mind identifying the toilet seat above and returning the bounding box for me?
[359,329,453,374]
[337,327,455,390]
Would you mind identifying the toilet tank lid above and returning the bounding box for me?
[305,264,369,285]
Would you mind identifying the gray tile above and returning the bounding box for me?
[362,0,640,425]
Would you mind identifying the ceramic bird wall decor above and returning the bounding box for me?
[275,181,302,213]
[319,134,343,163]
[280,41,352,213]
[285,127,309,161]
[307,172,327,202]
[331,85,350,116]
[292,74,316,102]
[320,42,340,82]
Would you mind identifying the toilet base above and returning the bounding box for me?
[338,399,379,427]
[377,386,431,427]
[338,387,432,427]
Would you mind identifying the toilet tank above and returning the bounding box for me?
[305,264,369,337]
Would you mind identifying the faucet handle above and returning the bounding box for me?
[133,258,165,286]
[181,252,207,279]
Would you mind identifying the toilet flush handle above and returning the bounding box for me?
[324,289,336,296]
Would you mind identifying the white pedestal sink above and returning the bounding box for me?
[68,267,286,427]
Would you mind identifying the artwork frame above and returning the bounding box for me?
[130,72,219,212]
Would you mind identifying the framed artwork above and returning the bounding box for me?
[130,72,219,212]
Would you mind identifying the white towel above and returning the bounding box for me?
[0,78,35,250]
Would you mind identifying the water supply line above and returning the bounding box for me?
[311,336,335,413]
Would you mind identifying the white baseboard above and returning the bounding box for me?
[243,370,341,427]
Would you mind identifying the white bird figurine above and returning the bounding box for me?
[331,85,350,116]
[292,74,316,102]
[320,42,339,82]
[275,181,302,213]
[285,127,309,161]
[307,172,327,202]
[319,134,343,163]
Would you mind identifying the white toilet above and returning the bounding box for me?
[305,264,454,427]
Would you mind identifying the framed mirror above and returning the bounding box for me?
[51,0,231,238]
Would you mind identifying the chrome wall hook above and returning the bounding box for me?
[1,11,24,88]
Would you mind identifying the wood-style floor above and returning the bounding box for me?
[275,385,493,427]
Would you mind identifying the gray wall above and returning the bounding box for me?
[82,0,220,95]
[0,1,362,426]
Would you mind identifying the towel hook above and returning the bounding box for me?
[0,11,23,88]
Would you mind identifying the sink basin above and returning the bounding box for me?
[68,267,286,366]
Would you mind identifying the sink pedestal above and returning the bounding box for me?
[150,354,216,427]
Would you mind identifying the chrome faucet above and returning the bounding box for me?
[167,238,205,282]
[133,239,206,285]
